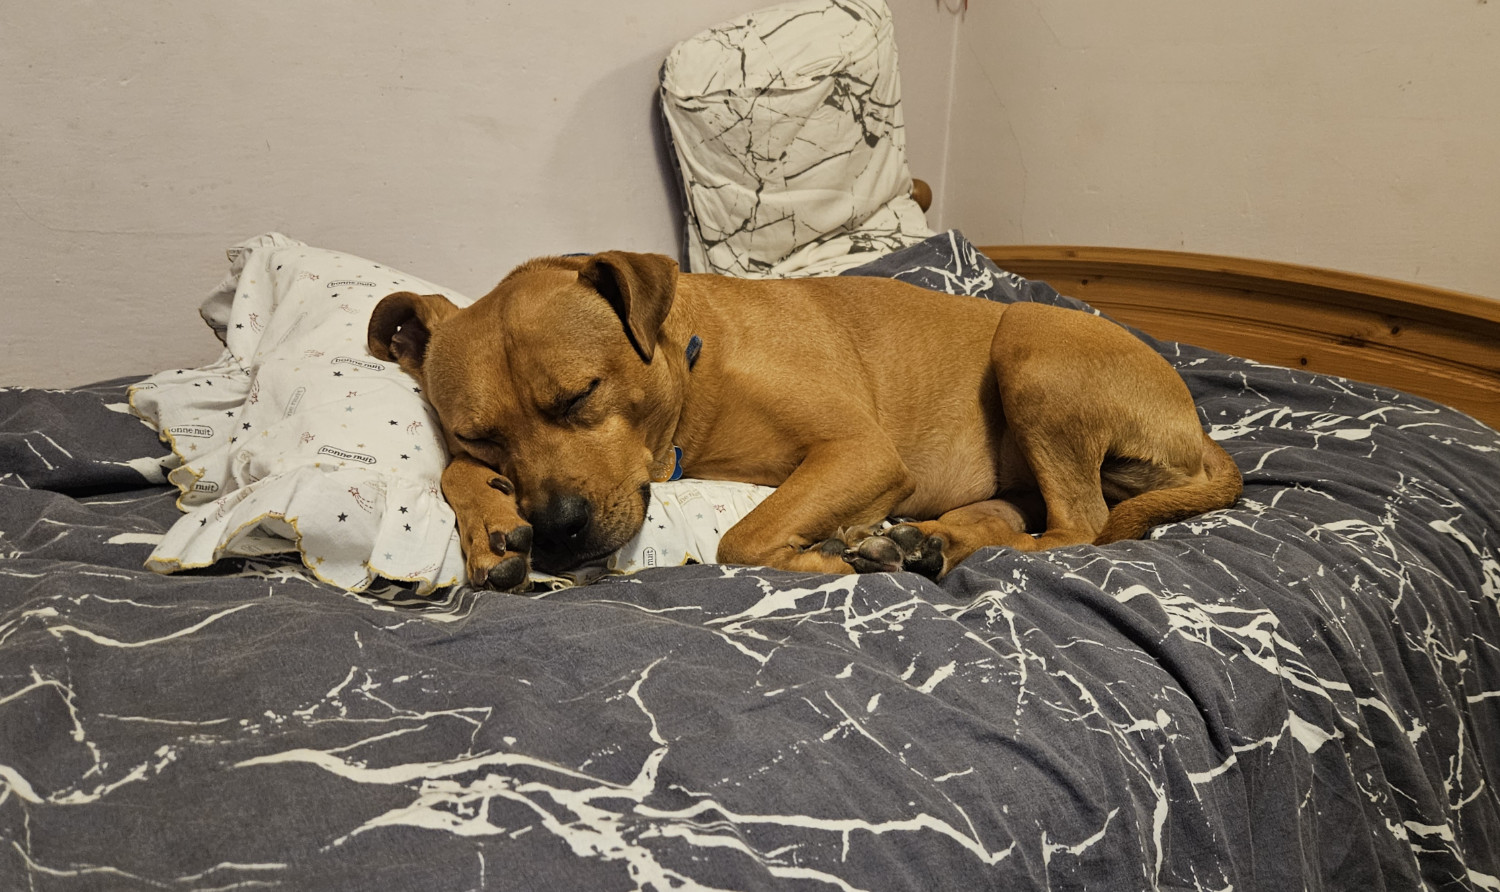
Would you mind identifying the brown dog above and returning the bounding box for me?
[368,252,1241,591]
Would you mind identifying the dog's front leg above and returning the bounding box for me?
[716,440,914,576]
[441,454,533,592]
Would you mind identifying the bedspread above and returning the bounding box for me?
[2,235,1498,890]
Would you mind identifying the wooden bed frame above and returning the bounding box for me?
[978,245,1500,431]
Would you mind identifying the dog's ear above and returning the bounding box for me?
[578,251,679,362]
[367,292,460,374]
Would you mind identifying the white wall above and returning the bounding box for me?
[9,2,1494,390]
[0,1,961,388]
[942,1,1500,299]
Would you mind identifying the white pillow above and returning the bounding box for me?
[660,0,933,278]
[130,234,773,593]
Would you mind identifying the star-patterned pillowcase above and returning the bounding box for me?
[130,233,470,593]
[129,234,777,594]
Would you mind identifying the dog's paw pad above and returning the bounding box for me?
[884,523,926,552]
[816,536,851,558]
[475,524,533,592]
[844,524,946,579]
[485,554,529,592]
[844,535,904,574]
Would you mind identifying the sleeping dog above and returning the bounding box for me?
[368,252,1242,591]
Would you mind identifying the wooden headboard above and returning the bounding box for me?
[979,245,1500,431]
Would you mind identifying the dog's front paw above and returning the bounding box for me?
[478,523,533,592]
[842,523,947,579]
[448,473,535,593]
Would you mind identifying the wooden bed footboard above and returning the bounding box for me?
[981,245,1500,431]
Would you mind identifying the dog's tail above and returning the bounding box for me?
[1094,432,1243,545]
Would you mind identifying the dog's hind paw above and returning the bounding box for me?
[843,523,946,579]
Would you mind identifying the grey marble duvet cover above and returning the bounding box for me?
[2,233,1497,890]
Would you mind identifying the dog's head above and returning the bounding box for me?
[368,251,684,572]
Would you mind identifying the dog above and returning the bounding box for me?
[368,251,1242,592]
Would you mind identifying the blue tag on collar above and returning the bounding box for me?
[685,334,703,370]
[654,445,684,483]
[668,445,684,481]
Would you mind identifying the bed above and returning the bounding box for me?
[4,229,1499,890]
[6,1,1500,889]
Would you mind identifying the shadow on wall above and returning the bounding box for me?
[542,50,689,264]
[653,76,691,270]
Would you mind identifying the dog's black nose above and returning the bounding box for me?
[531,493,593,550]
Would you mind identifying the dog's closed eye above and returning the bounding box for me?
[553,378,602,420]
[456,430,508,455]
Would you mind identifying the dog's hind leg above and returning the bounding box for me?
[992,301,1240,549]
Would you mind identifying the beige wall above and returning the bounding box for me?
[4,1,1496,388]
[942,1,1499,298]
[0,1,960,387]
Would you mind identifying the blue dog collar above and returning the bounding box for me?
[666,336,700,481]
[652,336,699,483]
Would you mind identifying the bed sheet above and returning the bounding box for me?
[2,236,1498,890]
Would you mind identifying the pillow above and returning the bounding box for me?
[660,0,933,279]
[130,234,773,593]
[568,478,778,585]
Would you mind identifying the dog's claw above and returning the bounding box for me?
[488,526,534,556]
